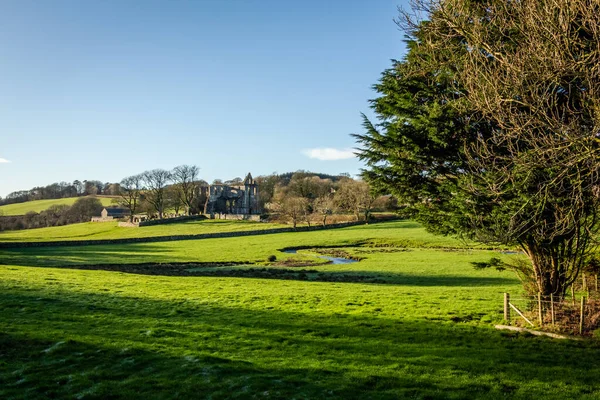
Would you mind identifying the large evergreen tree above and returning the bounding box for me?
[354,26,487,237]
[356,2,600,297]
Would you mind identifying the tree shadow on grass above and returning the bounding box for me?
[6,261,518,286]
[1,289,600,399]
[352,221,422,230]
[0,332,331,400]
[0,244,179,267]
[0,330,497,400]
[0,242,518,286]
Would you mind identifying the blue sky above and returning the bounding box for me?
[0,0,409,197]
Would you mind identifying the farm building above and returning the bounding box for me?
[91,207,131,222]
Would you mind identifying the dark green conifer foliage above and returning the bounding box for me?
[356,3,600,297]
[354,29,485,238]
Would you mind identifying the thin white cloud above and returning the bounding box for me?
[302,147,355,161]
[0,158,10,163]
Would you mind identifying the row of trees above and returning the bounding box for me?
[254,171,350,212]
[117,167,392,224]
[1,166,383,223]
[266,173,394,228]
[356,0,600,297]
[0,180,119,206]
[0,197,104,231]
[1,168,394,230]
[118,165,205,220]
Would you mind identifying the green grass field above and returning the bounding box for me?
[1,221,599,399]
[0,196,117,216]
[0,219,289,242]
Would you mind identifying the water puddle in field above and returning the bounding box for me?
[282,249,358,265]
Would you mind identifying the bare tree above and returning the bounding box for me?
[255,174,280,211]
[224,177,243,185]
[301,202,313,227]
[73,180,84,196]
[313,194,336,226]
[142,169,172,219]
[83,180,103,196]
[165,185,184,216]
[119,174,143,222]
[287,175,333,200]
[171,165,200,215]
[334,179,376,222]
[104,183,121,196]
[268,193,309,229]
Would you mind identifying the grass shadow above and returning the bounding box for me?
[8,262,518,286]
[0,244,178,267]
[2,289,600,399]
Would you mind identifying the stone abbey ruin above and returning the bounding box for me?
[202,173,260,220]
[91,172,261,226]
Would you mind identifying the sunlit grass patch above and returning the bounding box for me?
[1,221,597,398]
[0,196,116,216]
[0,218,288,242]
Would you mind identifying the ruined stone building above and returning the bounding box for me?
[202,173,260,216]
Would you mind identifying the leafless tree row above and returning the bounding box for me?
[119,165,202,220]
[266,174,393,228]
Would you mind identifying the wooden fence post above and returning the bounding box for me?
[538,293,543,326]
[572,285,576,306]
[504,293,510,324]
[583,273,587,292]
[550,293,555,326]
[579,296,586,335]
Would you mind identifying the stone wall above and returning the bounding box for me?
[91,216,114,222]
[209,213,261,221]
[118,221,139,228]
[139,215,207,227]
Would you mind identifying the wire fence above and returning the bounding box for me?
[504,274,600,336]
[571,272,600,297]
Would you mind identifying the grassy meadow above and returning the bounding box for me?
[0,219,289,243]
[1,220,600,399]
[0,196,117,216]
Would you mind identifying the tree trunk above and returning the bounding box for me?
[521,239,586,299]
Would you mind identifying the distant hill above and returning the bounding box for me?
[0,196,117,216]
[274,171,350,186]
